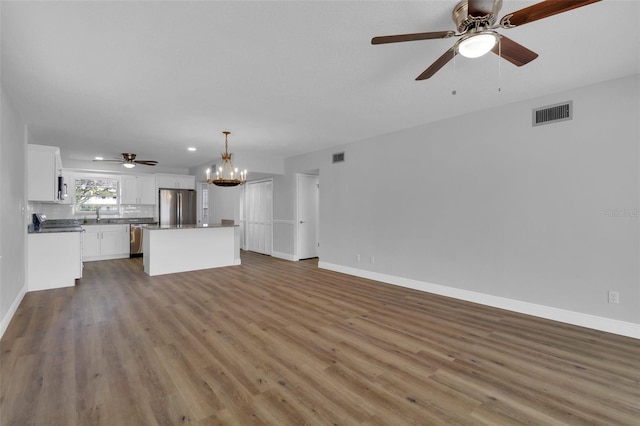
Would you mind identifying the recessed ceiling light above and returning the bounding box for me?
[94,156,103,160]
[188,147,196,152]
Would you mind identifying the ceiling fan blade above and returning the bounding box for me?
[92,159,123,163]
[416,47,456,81]
[468,0,497,17]
[372,31,455,45]
[492,35,538,66]
[503,0,601,27]
[134,160,158,166]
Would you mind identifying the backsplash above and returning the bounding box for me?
[27,203,156,221]
[27,203,75,219]
[120,205,155,218]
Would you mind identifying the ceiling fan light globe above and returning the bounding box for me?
[123,163,135,169]
[458,33,497,58]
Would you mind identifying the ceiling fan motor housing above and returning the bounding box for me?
[122,153,137,162]
[453,0,502,32]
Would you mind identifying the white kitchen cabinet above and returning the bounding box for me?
[82,224,130,261]
[28,232,82,291]
[122,174,156,204]
[139,175,156,204]
[27,144,63,202]
[155,173,195,190]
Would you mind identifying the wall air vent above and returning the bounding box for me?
[533,101,572,126]
[332,152,345,164]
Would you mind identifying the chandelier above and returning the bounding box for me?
[206,131,247,187]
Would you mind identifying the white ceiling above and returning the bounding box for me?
[2,0,638,170]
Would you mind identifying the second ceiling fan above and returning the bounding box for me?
[371,0,601,80]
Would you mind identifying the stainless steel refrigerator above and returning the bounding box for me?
[158,189,197,227]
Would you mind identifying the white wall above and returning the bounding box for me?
[279,75,640,336]
[0,85,27,337]
[208,185,240,225]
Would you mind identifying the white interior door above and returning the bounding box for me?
[297,174,319,260]
[245,180,272,255]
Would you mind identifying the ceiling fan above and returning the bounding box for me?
[93,153,158,169]
[371,0,601,80]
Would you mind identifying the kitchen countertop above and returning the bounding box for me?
[81,217,157,225]
[143,224,238,230]
[28,217,158,233]
[28,225,84,234]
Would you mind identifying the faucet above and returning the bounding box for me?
[96,206,102,222]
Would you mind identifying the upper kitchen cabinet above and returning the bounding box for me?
[155,173,195,190]
[27,144,64,202]
[122,174,156,205]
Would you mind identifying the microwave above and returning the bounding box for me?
[57,175,67,201]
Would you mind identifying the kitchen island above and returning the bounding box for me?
[142,224,240,276]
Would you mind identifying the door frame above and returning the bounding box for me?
[196,181,209,226]
[295,173,319,261]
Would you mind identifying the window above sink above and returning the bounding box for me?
[75,177,119,214]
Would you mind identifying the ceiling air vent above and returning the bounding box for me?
[332,152,345,164]
[533,101,572,126]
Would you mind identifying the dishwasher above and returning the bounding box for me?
[130,224,144,257]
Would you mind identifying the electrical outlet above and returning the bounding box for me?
[370,256,375,264]
[608,291,620,304]
[356,254,360,262]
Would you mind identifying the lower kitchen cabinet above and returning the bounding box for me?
[28,232,83,291]
[83,224,130,261]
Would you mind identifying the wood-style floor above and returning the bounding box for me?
[1,251,639,425]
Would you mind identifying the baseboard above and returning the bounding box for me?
[318,262,640,339]
[272,251,296,261]
[83,254,130,262]
[0,283,27,339]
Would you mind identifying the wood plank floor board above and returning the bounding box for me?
[458,348,638,425]
[153,343,225,421]
[224,321,377,423]
[147,391,197,425]
[479,332,640,406]
[182,329,264,398]
[441,356,630,425]
[197,364,266,422]
[1,353,43,426]
[2,251,639,425]
[321,362,444,425]
[228,347,364,424]
[491,330,640,384]
[433,368,581,425]
[325,318,457,376]
[378,370,482,418]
